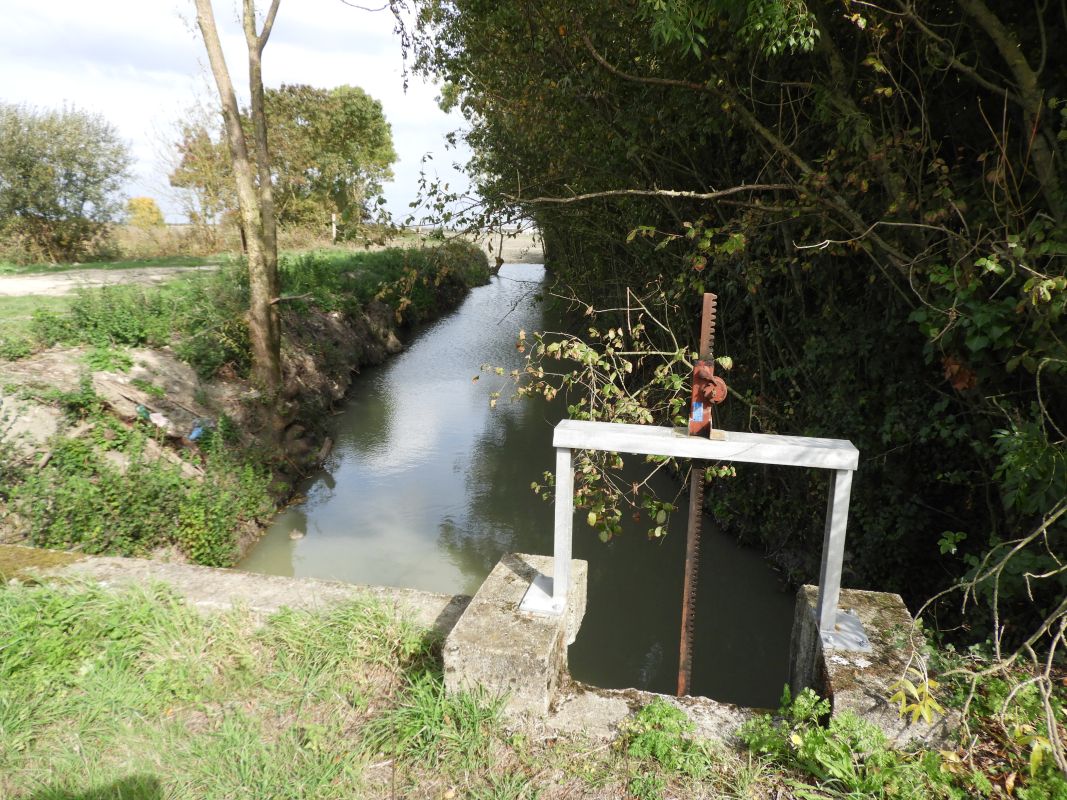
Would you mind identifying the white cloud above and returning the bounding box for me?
[0,0,470,223]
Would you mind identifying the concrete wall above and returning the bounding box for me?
[790,584,958,746]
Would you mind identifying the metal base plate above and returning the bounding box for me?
[519,573,565,616]
[820,608,872,653]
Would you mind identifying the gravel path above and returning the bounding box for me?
[0,265,219,297]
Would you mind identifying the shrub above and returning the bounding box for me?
[0,103,131,263]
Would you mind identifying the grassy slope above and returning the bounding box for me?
[0,296,72,341]
[0,582,762,800]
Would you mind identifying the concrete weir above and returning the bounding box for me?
[0,543,954,744]
[443,553,587,717]
[441,554,955,745]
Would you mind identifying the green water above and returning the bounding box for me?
[240,263,795,707]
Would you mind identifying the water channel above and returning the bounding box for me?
[240,262,796,708]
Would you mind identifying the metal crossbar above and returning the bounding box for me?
[519,419,868,650]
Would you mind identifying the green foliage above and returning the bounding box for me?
[619,698,714,779]
[84,344,133,372]
[641,0,818,58]
[32,285,175,349]
[926,645,1067,797]
[3,243,486,571]
[0,103,131,262]
[46,374,105,419]
[368,240,491,322]
[888,664,945,725]
[743,680,1067,798]
[9,424,270,566]
[267,84,397,235]
[741,688,953,798]
[0,335,32,361]
[26,272,253,379]
[509,287,728,542]
[129,377,166,399]
[25,243,488,377]
[171,85,397,238]
[168,104,234,231]
[628,771,667,800]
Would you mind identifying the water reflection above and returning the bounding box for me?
[240,263,795,706]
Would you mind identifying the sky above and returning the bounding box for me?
[0,0,472,223]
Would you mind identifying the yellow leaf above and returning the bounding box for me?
[1031,743,1045,776]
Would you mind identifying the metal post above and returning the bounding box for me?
[551,447,574,612]
[816,468,853,634]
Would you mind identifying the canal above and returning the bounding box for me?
[240,262,796,708]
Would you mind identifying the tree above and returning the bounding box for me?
[169,84,396,238]
[125,197,166,229]
[0,103,131,262]
[267,84,396,236]
[168,103,238,243]
[193,0,282,398]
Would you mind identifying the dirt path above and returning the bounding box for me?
[0,265,219,297]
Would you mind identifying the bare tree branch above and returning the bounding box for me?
[505,184,794,205]
[257,0,282,53]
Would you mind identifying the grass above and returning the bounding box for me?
[0,254,230,276]
[0,582,428,798]
[0,581,764,800]
[0,295,72,342]
[2,580,1062,799]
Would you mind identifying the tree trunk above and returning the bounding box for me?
[193,0,283,395]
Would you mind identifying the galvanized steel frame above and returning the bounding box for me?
[519,419,863,648]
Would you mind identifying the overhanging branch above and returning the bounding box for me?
[505,184,794,205]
